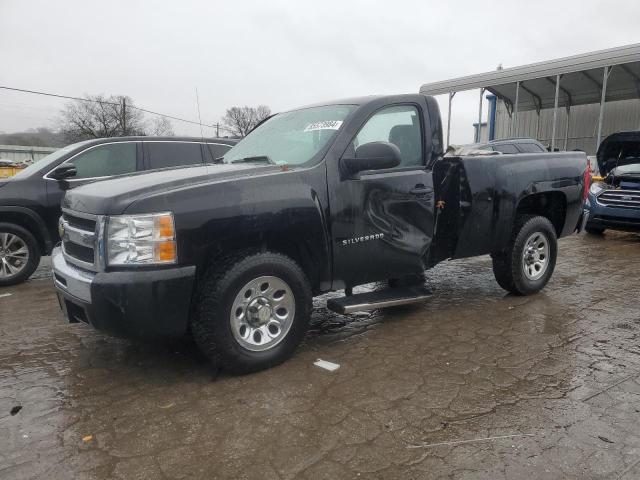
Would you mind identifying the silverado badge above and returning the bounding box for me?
[342,233,385,246]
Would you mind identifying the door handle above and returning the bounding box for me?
[410,185,433,196]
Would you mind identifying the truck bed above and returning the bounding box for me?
[431,151,587,264]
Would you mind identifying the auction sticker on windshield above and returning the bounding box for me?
[304,120,343,132]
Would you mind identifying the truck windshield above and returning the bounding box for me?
[223,105,355,166]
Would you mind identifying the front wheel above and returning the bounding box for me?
[492,215,557,296]
[191,252,312,374]
[0,223,41,287]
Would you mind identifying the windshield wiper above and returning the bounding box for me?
[230,155,274,164]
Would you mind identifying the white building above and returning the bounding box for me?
[0,144,57,163]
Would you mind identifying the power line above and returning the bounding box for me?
[0,86,120,105]
[0,85,219,128]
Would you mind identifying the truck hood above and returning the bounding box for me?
[597,131,640,176]
[63,163,282,214]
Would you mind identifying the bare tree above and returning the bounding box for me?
[58,95,146,143]
[149,117,175,136]
[221,105,271,137]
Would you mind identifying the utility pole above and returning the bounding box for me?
[121,97,127,135]
[216,123,219,137]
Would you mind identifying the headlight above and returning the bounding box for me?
[106,212,177,266]
[589,182,606,196]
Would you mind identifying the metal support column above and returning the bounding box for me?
[476,88,484,142]
[563,106,571,151]
[550,74,561,151]
[596,66,610,150]
[446,91,455,148]
[511,81,520,137]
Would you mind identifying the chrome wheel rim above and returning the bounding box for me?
[230,275,295,352]
[0,232,29,279]
[522,231,549,281]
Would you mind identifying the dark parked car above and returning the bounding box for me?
[0,136,236,285]
[472,138,548,154]
[52,94,588,373]
[585,131,640,234]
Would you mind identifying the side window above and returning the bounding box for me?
[494,143,519,154]
[203,143,233,163]
[146,142,203,169]
[69,143,137,179]
[518,142,545,153]
[352,105,423,168]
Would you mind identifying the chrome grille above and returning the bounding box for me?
[60,209,100,271]
[596,189,640,209]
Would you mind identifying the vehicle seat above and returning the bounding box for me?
[389,125,422,166]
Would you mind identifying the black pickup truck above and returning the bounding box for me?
[52,94,589,373]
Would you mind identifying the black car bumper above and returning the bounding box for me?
[52,247,196,339]
[587,214,640,232]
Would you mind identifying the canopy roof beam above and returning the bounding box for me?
[476,88,485,142]
[446,91,455,148]
[596,66,611,149]
[581,70,602,90]
[546,75,573,107]
[485,88,514,116]
[520,83,543,113]
[551,74,561,150]
[511,82,520,137]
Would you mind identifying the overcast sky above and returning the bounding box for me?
[1,0,639,143]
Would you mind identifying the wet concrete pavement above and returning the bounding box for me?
[1,232,640,479]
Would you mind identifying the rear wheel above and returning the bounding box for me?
[0,223,40,287]
[492,215,557,295]
[191,251,312,374]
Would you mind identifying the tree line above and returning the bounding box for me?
[1,95,271,147]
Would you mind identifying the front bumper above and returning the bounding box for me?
[52,247,196,339]
[585,195,640,232]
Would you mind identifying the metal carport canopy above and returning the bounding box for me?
[420,43,640,111]
[420,43,640,150]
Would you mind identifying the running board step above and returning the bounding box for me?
[326,286,431,314]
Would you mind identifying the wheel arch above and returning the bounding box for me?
[0,207,52,255]
[196,231,329,296]
[515,191,567,237]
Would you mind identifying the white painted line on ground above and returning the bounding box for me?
[314,359,340,371]
[0,293,13,298]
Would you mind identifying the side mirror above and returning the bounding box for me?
[50,164,77,180]
[342,141,401,175]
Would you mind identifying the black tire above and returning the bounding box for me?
[491,215,557,296]
[0,223,41,287]
[585,226,605,235]
[190,251,312,374]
